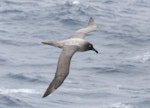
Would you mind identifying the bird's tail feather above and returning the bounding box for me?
[42,41,60,47]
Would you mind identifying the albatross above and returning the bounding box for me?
[42,17,98,98]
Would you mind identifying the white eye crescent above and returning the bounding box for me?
[89,44,92,47]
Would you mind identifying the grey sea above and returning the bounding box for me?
[0,0,150,108]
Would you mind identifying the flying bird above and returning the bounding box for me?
[42,17,98,98]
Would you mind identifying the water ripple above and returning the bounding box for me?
[0,95,32,107]
[5,73,46,83]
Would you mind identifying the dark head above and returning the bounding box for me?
[86,43,98,53]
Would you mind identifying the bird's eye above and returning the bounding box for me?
[89,44,92,48]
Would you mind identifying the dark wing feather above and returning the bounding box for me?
[43,46,79,97]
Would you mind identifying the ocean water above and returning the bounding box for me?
[0,0,150,108]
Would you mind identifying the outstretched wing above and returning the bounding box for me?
[69,17,97,39]
[43,46,79,97]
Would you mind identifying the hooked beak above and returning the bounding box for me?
[92,47,98,53]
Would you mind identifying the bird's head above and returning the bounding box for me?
[85,42,98,53]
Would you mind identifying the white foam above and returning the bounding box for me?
[0,88,40,94]
[72,0,80,5]
[111,103,133,108]
[132,52,150,62]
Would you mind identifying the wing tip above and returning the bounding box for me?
[88,17,96,26]
[42,94,47,98]
[42,87,56,98]
[42,91,51,98]
[42,91,50,98]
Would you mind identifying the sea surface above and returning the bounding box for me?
[0,0,150,108]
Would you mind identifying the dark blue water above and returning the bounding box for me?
[0,0,150,108]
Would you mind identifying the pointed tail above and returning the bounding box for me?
[42,41,60,47]
[42,41,55,46]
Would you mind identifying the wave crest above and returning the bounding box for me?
[0,88,40,94]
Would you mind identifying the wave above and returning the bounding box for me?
[3,0,39,7]
[5,73,46,83]
[63,0,81,6]
[133,100,150,108]
[0,88,40,94]
[130,51,150,63]
[0,95,32,107]
[0,39,21,46]
[49,0,99,21]
[0,9,23,14]
[0,58,7,65]
[110,102,133,108]
[89,66,129,74]
[0,39,39,47]
[60,18,82,25]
